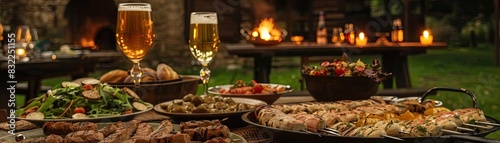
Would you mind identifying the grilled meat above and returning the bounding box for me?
[64,130,104,143]
[149,132,190,143]
[13,134,63,143]
[181,125,230,142]
[98,122,123,137]
[291,114,326,133]
[256,107,307,131]
[179,120,222,130]
[43,122,98,135]
[124,123,154,143]
[203,137,230,143]
[99,120,140,143]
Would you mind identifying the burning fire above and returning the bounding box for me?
[251,18,282,41]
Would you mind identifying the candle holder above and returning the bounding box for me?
[291,36,304,45]
[420,30,433,46]
[355,32,367,47]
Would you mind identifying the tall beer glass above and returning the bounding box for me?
[189,12,219,94]
[116,3,155,87]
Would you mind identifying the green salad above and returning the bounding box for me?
[16,79,151,119]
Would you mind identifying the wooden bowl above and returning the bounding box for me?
[108,75,200,105]
[303,74,379,101]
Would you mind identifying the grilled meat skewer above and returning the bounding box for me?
[64,130,105,143]
[179,120,222,130]
[43,122,98,135]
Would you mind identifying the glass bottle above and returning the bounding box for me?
[316,11,327,44]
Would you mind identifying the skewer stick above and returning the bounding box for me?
[324,128,339,133]
[463,123,491,129]
[319,129,340,136]
[475,121,500,127]
[399,131,411,135]
[301,129,322,137]
[441,129,465,135]
[381,135,404,142]
[457,127,476,132]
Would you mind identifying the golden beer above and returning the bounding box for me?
[116,5,155,63]
[189,23,219,64]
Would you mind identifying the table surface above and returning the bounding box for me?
[225,42,448,56]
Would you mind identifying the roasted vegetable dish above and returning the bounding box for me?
[217,80,287,94]
[160,94,256,113]
[16,79,152,119]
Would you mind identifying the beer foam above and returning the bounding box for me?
[118,3,151,11]
[190,12,218,24]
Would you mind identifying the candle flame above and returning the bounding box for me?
[423,30,429,38]
[359,32,365,40]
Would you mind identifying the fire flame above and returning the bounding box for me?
[253,18,281,41]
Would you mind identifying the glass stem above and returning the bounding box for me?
[131,62,142,87]
[200,63,211,95]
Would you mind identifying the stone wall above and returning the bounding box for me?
[0,0,257,71]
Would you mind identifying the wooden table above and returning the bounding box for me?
[224,42,447,89]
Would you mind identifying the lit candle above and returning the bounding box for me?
[16,48,26,58]
[356,32,367,47]
[420,30,433,46]
[291,36,304,45]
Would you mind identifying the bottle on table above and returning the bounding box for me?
[316,11,327,45]
[392,19,404,42]
[345,23,355,45]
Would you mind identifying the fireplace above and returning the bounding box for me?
[64,0,117,50]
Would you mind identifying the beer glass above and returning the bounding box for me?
[189,12,219,94]
[116,3,155,87]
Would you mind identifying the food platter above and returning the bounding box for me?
[17,103,153,124]
[241,112,500,143]
[154,98,266,118]
[394,97,443,107]
[0,122,247,143]
[240,87,500,143]
[207,83,293,96]
[154,97,266,128]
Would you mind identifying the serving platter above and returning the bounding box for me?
[154,97,266,128]
[0,122,247,143]
[154,98,266,118]
[16,103,153,124]
[207,83,293,96]
[241,112,500,143]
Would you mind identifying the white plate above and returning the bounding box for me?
[17,103,153,123]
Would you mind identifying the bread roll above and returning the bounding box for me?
[124,68,158,83]
[99,70,128,83]
[157,63,179,80]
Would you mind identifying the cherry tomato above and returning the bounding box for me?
[82,84,93,90]
[318,69,326,76]
[335,69,345,76]
[73,107,86,115]
[253,84,263,93]
[123,109,132,114]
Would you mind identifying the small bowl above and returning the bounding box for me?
[208,84,293,104]
[303,74,379,101]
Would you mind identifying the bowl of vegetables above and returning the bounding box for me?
[16,79,153,124]
[302,53,391,101]
[208,80,293,104]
